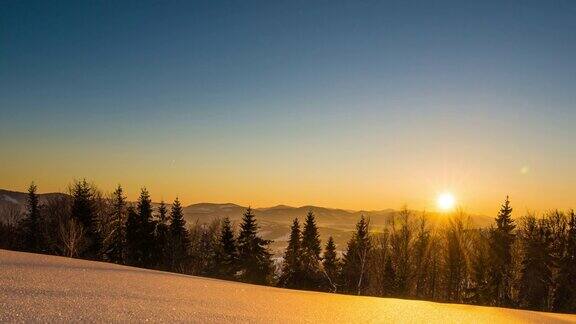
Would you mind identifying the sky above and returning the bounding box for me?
[1,0,575,215]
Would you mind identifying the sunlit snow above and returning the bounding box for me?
[1,250,573,323]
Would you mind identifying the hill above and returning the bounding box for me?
[0,188,493,256]
[0,189,66,209]
[0,249,573,323]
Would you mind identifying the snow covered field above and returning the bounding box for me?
[1,249,574,323]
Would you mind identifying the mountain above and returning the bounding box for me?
[0,188,493,255]
[0,189,68,224]
[2,249,573,323]
[182,202,492,228]
[179,203,493,255]
[0,189,67,206]
[0,188,492,226]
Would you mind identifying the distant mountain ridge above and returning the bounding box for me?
[0,189,67,207]
[0,188,492,227]
[0,188,494,255]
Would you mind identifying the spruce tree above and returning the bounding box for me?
[237,207,273,284]
[125,188,156,267]
[215,217,238,279]
[154,200,170,270]
[488,196,516,306]
[279,218,303,288]
[23,183,43,252]
[140,188,157,267]
[322,236,339,292]
[301,211,322,289]
[196,224,218,276]
[169,197,190,273]
[341,216,371,295]
[104,185,126,264]
[157,200,168,224]
[20,183,42,252]
[125,206,141,266]
[70,179,101,259]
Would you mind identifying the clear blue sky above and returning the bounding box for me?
[1,1,575,214]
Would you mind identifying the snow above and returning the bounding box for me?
[1,249,574,323]
[1,194,18,204]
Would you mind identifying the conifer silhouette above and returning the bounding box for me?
[322,236,339,292]
[301,211,322,289]
[168,197,189,273]
[104,185,126,264]
[279,218,303,288]
[70,179,101,258]
[215,217,238,279]
[488,196,516,306]
[237,207,273,284]
[19,183,42,252]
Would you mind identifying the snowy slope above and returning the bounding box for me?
[0,250,574,323]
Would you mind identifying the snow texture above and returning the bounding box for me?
[1,249,574,323]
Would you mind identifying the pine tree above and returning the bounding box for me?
[488,196,516,306]
[196,223,219,276]
[19,183,42,252]
[279,218,303,288]
[20,183,43,252]
[301,211,322,289]
[215,217,238,279]
[104,185,126,264]
[125,205,142,266]
[322,236,339,292]
[154,200,170,270]
[70,179,101,259]
[341,216,371,295]
[157,200,168,224]
[237,207,273,284]
[139,188,157,267]
[168,197,189,273]
[125,188,156,267]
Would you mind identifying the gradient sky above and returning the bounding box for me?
[1,1,575,215]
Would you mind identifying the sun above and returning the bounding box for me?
[437,192,456,212]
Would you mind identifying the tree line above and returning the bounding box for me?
[1,181,273,284]
[1,180,574,314]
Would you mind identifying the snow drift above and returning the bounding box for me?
[1,249,574,323]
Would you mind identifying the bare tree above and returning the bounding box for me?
[58,217,86,258]
[366,230,392,296]
[0,204,22,225]
[356,237,370,295]
[41,196,72,254]
[389,207,414,295]
[0,204,22,248]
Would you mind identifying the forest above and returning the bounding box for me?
[1,180,575,314]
